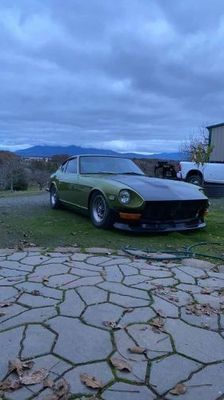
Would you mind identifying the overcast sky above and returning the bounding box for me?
[0,0,224,153]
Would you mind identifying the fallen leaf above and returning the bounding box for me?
[156,308,166,317]
[168,295,179,303]
[103,321,122,329]
[211,266,219,273]
[110,357,132,372]
[8,359,34,376]
[170,383,187,395]
[185,303,219,316]
[54,378,70,398]
[0,378,21,392]
[43,276,49,283]
[0,301,12,308]
[20,368,48,385]
[80,374,103,389]
[43,377,54,388]
[201,288,213,295]
[128,346,146,354]
[150,317,165,331]
[43,379,70,399]
[124,307,134,313]
[31,290,40,296]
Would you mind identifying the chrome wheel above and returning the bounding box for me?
[92,194,107,223]
[90,192,114,228]
[50,186,60,209]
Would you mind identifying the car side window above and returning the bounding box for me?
[65,158,77,174]
[60,162,68,173]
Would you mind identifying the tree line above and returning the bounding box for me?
[0,152,68,191]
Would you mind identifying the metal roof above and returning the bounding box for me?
[206,122,224,129]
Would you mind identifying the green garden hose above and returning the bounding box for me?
[122,242,224,263]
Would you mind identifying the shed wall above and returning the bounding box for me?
[210,126,224,162]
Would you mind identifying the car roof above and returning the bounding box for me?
[65,154,130,161]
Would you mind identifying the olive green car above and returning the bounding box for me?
[49,155,209,232]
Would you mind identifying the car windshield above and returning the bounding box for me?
[80,156,145,175]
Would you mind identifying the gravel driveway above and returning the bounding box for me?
[0,192,49,213]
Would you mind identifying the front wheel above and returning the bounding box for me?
[186,174,203,186]
[90,193,114,229]
[50,186,60,209]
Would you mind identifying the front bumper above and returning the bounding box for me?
[114,219,206,232]
[112,199,208,232]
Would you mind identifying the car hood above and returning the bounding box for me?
[109,175,207,201]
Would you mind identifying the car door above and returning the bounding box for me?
[57,158,79,204]
[55,161,69,201]
[203,163,224,184]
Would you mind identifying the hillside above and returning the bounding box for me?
[16,145,186,161]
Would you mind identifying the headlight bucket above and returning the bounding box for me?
[119,190,131,205]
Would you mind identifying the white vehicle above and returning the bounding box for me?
[177,161,224,186]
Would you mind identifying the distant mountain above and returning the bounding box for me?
[15,145,187,161]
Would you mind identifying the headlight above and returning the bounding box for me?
[119,190,131,205]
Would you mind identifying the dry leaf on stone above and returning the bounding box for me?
[124,307,134,313]
[43,377,54,388]
[54,378,70,398]
[103,320,122,329]
[0,301,12,308]
[201,288,213,295]
[170,383,187,395]
[185,303,218,316]
[150,317,165,332]
[110,357,132,372]
[211,266,219,273]
[156,308,166,317]
[8,359,34,376]
[0,378,21,392]
[31,290,40,296]
[20,368,48,385]
[80,374,103,389]
[43,276,49,283]
[128,346,146,354]
[168,295,179,303]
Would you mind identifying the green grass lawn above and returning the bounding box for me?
[0,193,223,261]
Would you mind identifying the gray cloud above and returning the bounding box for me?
[0,0,224,153]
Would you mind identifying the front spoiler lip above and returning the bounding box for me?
[113,220,206,232]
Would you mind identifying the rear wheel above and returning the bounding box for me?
[90,193,114,229]
[50,186,60,209]
[186,174,203,186]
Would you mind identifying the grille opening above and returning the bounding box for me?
[143,200,207,222]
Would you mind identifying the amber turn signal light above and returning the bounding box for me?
[119,212,141,221]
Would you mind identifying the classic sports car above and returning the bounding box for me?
[49,155,209,232]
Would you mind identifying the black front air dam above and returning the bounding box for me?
[114,219,206,232]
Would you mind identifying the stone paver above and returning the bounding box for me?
[21,325,56,358]
[49,316,113,363]
[167,363,224,400]
[102,382,155,399]
[149,354,201,394]
[0,247,223,399]
[64,361,114,395]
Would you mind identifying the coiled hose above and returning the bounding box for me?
[122,242,224,263]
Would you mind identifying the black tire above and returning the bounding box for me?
[50,186,60,209]
[186,174,203,186]
[90,192,114,229]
